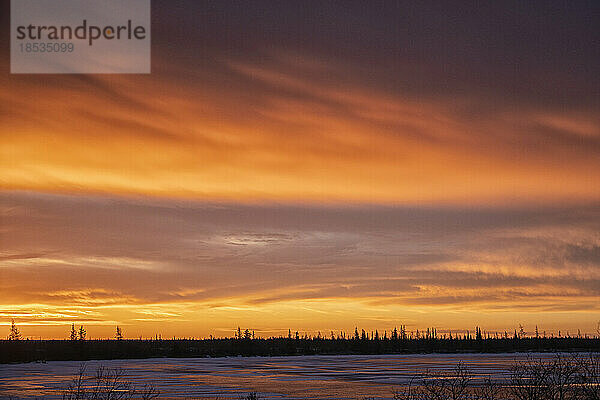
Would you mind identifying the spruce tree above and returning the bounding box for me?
[70,324,77,341]
[78,325,86,341]
[8,319,21,341]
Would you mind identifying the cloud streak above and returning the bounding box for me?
[1,192,598,336]
[1,3,599,204]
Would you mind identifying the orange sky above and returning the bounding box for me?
[1,62,599,205]
[1,1,599,338]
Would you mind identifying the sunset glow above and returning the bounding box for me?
[1,1,599,339]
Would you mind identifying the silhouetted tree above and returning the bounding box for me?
[78,325,86,341]
[1,324,598,364]
[115,326,123,340]
[8,319,21,340]
[70,323,77,341]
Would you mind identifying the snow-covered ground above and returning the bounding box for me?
[0,353,561,399]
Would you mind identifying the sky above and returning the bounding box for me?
[1,1,599,339]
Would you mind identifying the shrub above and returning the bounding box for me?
[61,365,159,400]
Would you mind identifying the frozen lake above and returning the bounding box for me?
[0,353,565,399]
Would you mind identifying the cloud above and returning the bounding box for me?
[1,192,598,335]
[0,1,598,335]
[1,3,598,204]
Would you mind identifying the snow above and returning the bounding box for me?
[0,353,567,399]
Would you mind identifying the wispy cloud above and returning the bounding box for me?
[1,40,598,204]
[1,192,598,336]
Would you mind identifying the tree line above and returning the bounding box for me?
[2,321,599,363]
